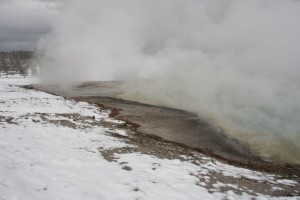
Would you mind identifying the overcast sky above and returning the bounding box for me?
[0,0,60,51]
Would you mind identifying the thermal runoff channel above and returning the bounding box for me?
[38,0,300,164]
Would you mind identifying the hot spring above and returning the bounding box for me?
[37,0,300,164]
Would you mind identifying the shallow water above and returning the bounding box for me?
[120,92,300,165]
[36,81,300,164]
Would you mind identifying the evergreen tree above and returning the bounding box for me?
[0,50,34,78]
[3,57,10,78]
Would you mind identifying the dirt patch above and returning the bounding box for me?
[50,119,77,129]
[0,116,19,125]
[99,147,136,162]
[18,112,119,131]
[122,165,133,171]
[193,171,300,196]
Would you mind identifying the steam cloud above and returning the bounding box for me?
[38,0,300,163]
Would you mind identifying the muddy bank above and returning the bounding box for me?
[26,83,258,161]
[74,96,257,162]
[23,82,300,176]
[13,98,300,196]
[71,96,300,177]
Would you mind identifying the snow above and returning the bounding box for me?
[0,76,299,200]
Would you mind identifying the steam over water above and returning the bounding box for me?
[38,0,300,164]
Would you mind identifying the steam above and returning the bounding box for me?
[38,0,300,163]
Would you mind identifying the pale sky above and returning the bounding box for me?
[0,0,60,51]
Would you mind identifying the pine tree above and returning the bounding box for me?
[3,57,10,78]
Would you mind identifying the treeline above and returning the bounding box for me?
[0,51,38,77]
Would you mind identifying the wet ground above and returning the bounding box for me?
[11,104,300,197]
[25,81,300,176]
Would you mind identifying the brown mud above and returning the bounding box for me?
[23,82,300,177]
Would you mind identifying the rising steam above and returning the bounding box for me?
[38,0,300,164]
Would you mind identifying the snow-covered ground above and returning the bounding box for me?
[0,76,299,200]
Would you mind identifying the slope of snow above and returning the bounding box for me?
[0,77,298,200]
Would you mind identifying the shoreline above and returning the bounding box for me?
[23,83,300,177]
[72,95,300,178]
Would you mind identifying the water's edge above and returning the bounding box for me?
[22,83,300,176]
